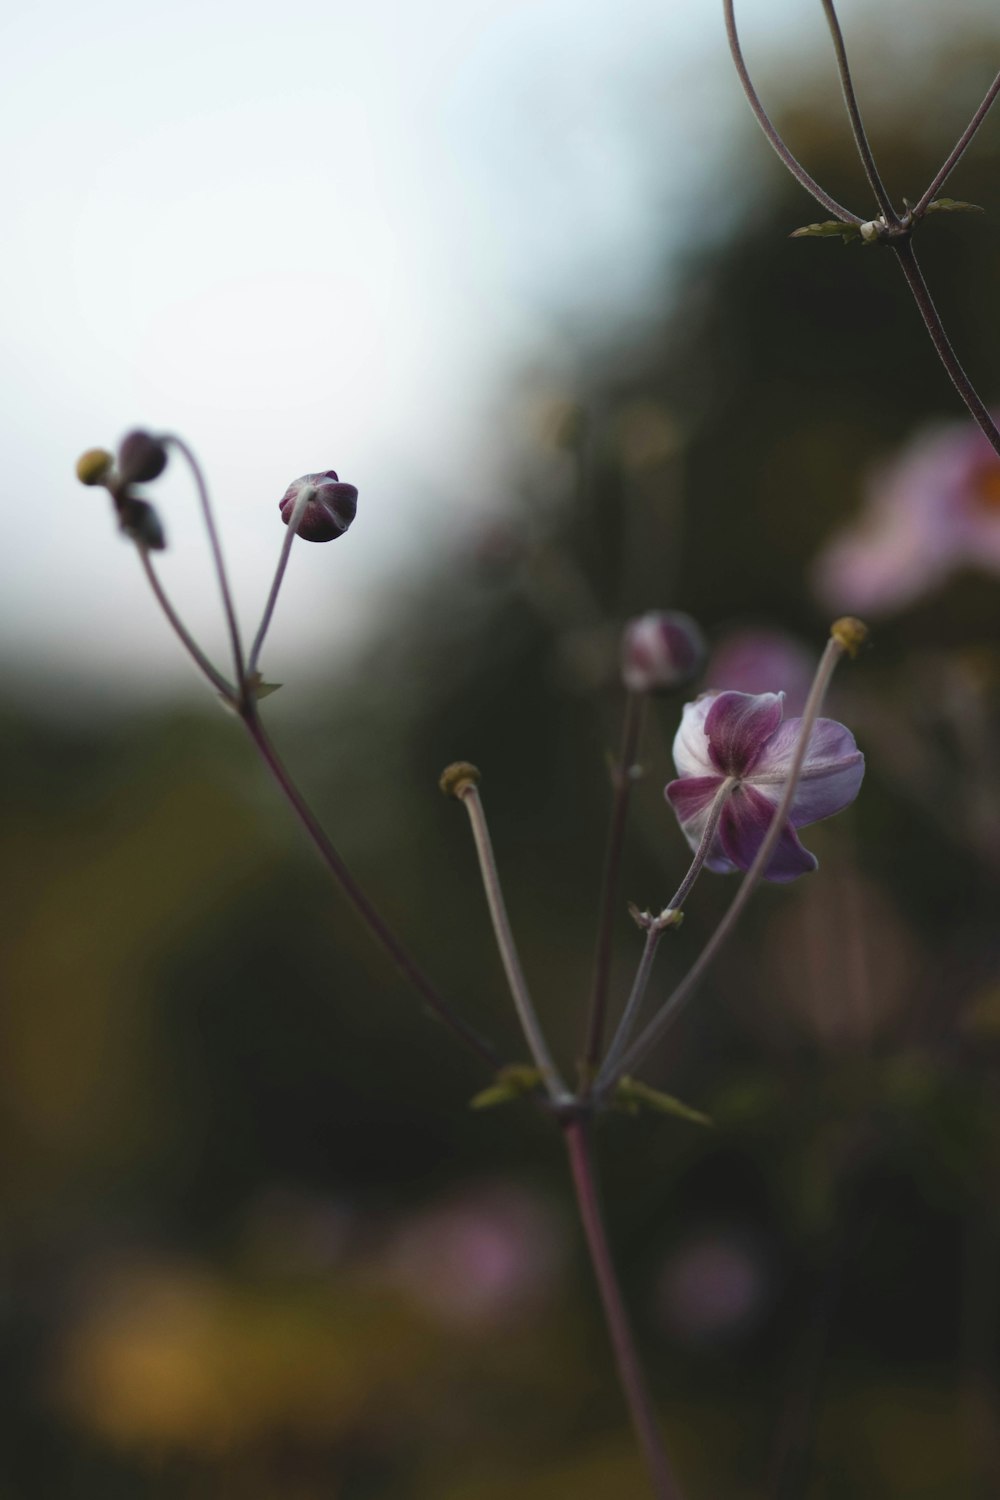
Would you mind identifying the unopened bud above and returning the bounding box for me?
[76,448,114,486]
[279,470,357,542]
[621,611,706,694]
[119,496,166,551]
[118,430,168,484]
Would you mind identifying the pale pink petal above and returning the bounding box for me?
[749,717,864,827]
[672,695,719,779]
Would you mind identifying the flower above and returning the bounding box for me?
[704,628,816,716]
[117,430,168,485]
[666,691,864,882]
[381,1183,564,1329]
[278,470,357,542]
[813,415,1000,614]
[621,610,705,693]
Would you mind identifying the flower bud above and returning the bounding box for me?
[621,611,705,694]
[279,470,357,543]
[119,496,166,551]
[439,761,481,799]
[117,430,169,485]
[76,448,114,486]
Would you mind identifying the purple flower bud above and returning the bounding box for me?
[117,430,169,485]
[119,496,166,551]
[278,470,357,543]
[621,611,706,694]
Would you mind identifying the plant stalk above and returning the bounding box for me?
[563,1116,685,1500]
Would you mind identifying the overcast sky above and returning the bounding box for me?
[1,0,992,707]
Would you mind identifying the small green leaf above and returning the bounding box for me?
[613,1076,712,1126]
[470,1064,544,1110]
[246,671,282,700]
[790,220,862,243]
[924,197,984,215]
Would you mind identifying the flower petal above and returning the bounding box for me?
[672,695,720,780]
[749,717,864,827]
[704,691,784,776]
[665,776,735,873]
[718,783,818,882]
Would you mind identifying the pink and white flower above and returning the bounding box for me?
[665,691,864,882]
[814,416,1000,614]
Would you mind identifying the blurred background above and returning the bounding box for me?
[3,0,1000,1494]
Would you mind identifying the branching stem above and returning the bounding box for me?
[723,0,861,224]
[165,434,247,693]
[819,0,897,225]
[595,777,734,1095]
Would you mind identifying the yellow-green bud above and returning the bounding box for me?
[76,448,114,486]
[831,616,869,658]
[439,761,481,798]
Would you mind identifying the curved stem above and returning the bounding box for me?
[913,69,1000,219]
[892,238,1000,461]
[137,548,236,700]
[457,782,568,1102]
[241,707,502,1071]
[723,0,861,224]
[248,485,311,678]
[166,434,247,692]
[583,692,647,1078]
[605,633,849,1089]
[595,778,734,1095]
[819,0,897,224]
[563,1117,685,1500]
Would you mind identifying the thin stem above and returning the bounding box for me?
[818,0,897,224]
[597,925,665,1095]
[595,778,735,1095]
[723,0,862,225]
[138,548,237,701]
[457,783,569,1102]
[248,484,312,678]
[165,434,247,692]
[241,708,502,1071]
[913,69,1000,219]
[582,692,647,1077]
[562,1117,685,1500]
[891,239,1000,462]
[605,633,850,1090]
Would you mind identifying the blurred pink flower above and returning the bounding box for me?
[704,629,816,715]
[656,1231,771,1347]
[814,416,1000,614]
[383,1183,563,1329]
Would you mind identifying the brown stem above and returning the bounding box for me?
[240,707,503,1070]
[723,0,861,224]
[583,692,646,1078]
[891,238,1000,462]
[819,0,897,225]
[562,1116,685,1500]
[914,69,1000,219]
